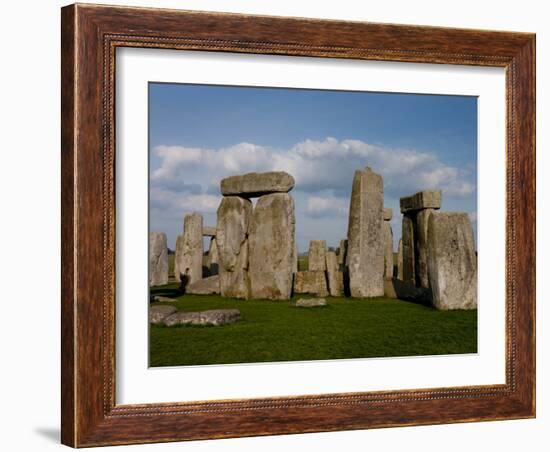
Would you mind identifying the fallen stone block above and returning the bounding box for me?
[149,305,177,324]
[152,295,178,303]
[163,309,241,327]
[296,298,327,307]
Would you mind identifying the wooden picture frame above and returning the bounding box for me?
[61,3,535,447]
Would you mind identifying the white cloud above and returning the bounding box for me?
[306,195,348,218]
[149,138,476,249]
[150,186,220,214]
[151,137,475,201]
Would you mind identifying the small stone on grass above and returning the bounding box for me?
[296,298,327,307]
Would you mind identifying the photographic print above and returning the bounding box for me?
[148,83,478,367]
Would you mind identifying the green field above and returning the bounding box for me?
[150,283,477,367]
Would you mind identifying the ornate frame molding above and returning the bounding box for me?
[61,4,535,447]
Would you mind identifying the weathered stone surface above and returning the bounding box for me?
[296,298,327,307]
[397,239,403,280]
[149,305,177,324]
[346,167,384,297]
[427,212,477,310]
[292,243,298,274]
[206,237,219,275]
[383,277,431,304]
[186,275,220,295]
[383,222,394,278]
[308,240,327,271]
[174,213,203,286]
[249,193,295,300]
[401,213,416,286]
[202,226,217,237]
[152,295,177,303]
[325,251,343,296]
[149,232,169,286]
[293,271,329,296]
[415,208,434,288]
[383,208,393,221]
[220,171,295,197]
[164,309,241,327]
[337,239,348,269]
[400,190,441,213]
[174,234,183,279]
[216,196,252,299]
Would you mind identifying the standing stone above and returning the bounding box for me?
[174,234,183,280]
[216,196,252,299]
[382,208,394,278]
[220,171,295,197]
[427,212,477,310]
[292,243,298,274]
[383,222,393,278]
[401,214,416,286]
[248,193,295,300]
[308,240,327,271]
[337,239,348,270]
[293,271,329,296]
[400,190,442,288]
[174,213,203,285]
[415,208,434,288]
[346,167,384,297]
[206,237,219,275]
[149,232,169,286]
[397,239,403,280]
[325,251,343,296]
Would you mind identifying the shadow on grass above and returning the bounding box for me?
[149,284,181,302]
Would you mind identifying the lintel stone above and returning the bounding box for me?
[221,171,295,197]
[202,226,216,237]
[400,190,441,214]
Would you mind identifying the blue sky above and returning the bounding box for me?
[149,83,477,252]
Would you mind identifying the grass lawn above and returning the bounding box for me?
[149,284,477,367]
[149,283,477,367]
